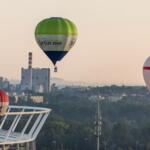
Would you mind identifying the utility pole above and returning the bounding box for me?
[95,96,103,150]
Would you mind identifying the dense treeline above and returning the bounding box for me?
[15,86,150,150]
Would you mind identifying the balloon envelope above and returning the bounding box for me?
[143,56,150,91]
[35,17,78,65]
[0,90,9,115]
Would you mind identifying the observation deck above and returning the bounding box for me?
[0,105,51,146]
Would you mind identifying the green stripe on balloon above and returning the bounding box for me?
[35,17,77,35]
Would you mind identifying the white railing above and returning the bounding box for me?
[0,105,51,145]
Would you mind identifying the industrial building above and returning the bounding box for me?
[20,52,50,93]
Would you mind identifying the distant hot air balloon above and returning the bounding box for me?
[0,90,9,116]
[35,17,78,72]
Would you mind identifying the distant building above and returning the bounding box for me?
[20,52,50,93]
[30,96,44,103]
[0,77,10,90]
[21,67,50,93]
[0,77,3,88]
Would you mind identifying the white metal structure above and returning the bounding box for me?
[0,105,51,148]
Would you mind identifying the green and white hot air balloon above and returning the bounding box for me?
[35,17,78,72]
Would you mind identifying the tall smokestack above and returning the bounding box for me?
[28,52,32,69]
[28,52,32,91]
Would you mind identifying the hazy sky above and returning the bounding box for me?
[1,0,150,85]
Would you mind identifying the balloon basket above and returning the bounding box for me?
[54,66,57,72]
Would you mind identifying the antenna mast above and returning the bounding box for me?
[95,96,103,150]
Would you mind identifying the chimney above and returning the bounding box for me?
[28,52,32,69]
[28,52,32,91]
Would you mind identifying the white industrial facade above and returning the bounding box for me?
[20,68,50,93]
